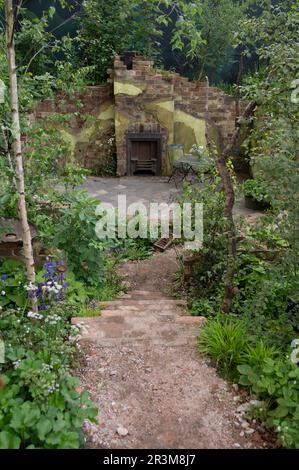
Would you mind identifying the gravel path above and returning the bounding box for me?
[75,249,266,449]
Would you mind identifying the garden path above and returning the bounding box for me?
[73,248,265,449]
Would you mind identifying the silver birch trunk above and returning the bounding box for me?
[5,0,37,310]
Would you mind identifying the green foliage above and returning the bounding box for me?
[191,298,219,317]
[174,0,245,81]
[243,178,271,204]
[237,2,298,217]
[74,0,208,83]
[0,258,98,449]
[92,131,116,176]
[114,237,154,262]
[198,314,299,447]
[0,366,97,449]
[198,315,248,378]
[0,113,88,224]
[238,357,299,448]
[52,191,116,287]
[75,0,164,83]
[232,249,299,351]
[0,297,97,449]
[179,169,229,299]
[240,341,279,368]
[0,260,27,309]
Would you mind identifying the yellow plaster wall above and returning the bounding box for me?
[58,102,115,161]
[114,81,144,96]
[174,109,206,151]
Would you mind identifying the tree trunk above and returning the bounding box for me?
[1,125,15,185]
[5,0,37,311]
[205,76,256,312]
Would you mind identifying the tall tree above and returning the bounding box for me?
[75,0,204,83]
[5,0,37,310]
[205,77,257,312]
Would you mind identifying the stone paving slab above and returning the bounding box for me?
[81,176,180,210]
[80,176,263,225]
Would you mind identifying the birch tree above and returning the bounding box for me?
[4,0,37,310]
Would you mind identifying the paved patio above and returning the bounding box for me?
[81,176,180,209]
[81,176,260,219]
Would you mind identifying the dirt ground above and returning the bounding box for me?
[76,248,267,449]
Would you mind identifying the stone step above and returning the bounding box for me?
[100,309,179,317]
[99,305,183,315]
[99,299,186,308]
[72,315,202,348]
[120,294,173,300]
[119,290,173,300]
[80,336,197,348]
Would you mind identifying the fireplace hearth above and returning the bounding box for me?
[127,133,162,176]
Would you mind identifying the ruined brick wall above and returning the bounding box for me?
[173,77,237,150]
[113,55,175,175]
[32,55,240,176]
[113,54,239,176]
[33,85,115,173]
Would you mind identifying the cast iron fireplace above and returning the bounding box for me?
[127,133,162,176]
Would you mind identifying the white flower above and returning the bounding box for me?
[277,426,281,432]
[27,311,43,320]
[13,359,21,369]
[1,290,5,296]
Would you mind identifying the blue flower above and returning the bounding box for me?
[1,274,8,281]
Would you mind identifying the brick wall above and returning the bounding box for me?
[113,54,240,175]
[32,55,241,176]
[113,55,175,175]
[33,85,115,173]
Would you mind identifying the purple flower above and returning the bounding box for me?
[1,274,8,281]
[28,259,68,308]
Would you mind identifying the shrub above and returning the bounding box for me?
[179,170,228,299]
[243,178,271,204]
[198,315,248,378]
[0,261,98,449]
[240,341,280,368]
[233,252,299,351]
[0,303,97,448]
[238,356,299,448]
[52,190,116,287]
